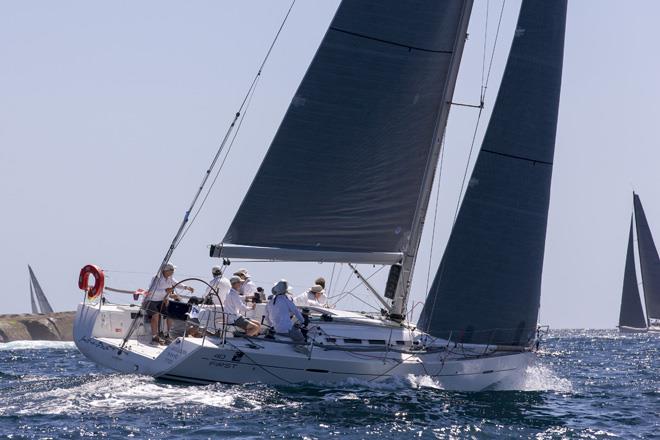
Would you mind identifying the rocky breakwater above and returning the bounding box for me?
[0,311,75,342]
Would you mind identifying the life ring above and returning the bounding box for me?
[78,264,105,300]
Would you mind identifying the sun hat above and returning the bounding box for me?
[272,279,292,295]
[233,268,250,278]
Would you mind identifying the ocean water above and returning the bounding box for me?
[0,330,657,439]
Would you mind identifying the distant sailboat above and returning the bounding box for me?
[618,194,660,332]
[28,265,54,314]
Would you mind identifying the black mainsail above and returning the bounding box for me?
[633,193,660,325]
[418,0,567,346]
[618,217,647,329]
[28,265,54,314]
[215,0,472,267]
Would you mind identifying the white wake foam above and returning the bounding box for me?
[6,374,293,416]
[520,364,572,392]
[0,340,76,350]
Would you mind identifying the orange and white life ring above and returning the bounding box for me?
[78,264,105,300]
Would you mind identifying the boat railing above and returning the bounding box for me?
[92,286,547,355]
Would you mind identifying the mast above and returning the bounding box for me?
[390,0,473,319]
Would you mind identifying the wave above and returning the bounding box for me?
[3,374,292,417]
[0,340,76,351]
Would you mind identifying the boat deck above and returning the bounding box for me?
[97,337,166,359]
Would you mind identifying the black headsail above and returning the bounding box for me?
[214,1,473,265]
[418,0,567,346]
[633,193,660,325]
[619,217,647,329]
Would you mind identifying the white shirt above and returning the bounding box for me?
[224,288,249,322]
[239,278,257,297]
[265,294,305,333]
[294,291,328,307]
[206,276,230,304]
[146,274,186,302]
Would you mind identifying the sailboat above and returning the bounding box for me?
[618,193,660,333]
[28,265,54,315]
[74,0,567,391]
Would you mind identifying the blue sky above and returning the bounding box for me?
[1,1,659,328]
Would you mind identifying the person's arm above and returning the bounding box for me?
[237,298,250,314]
[288,299,305,323]
[264,302,273,327]
[228,291,249,314]
[174,282,194,294]
[143,276,159,302]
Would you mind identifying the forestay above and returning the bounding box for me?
[418,0,567,346]
[633,193,660,323]
[619,217,647,329]
[219,0,471,257]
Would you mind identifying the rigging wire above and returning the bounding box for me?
[424,134,447,293]
[328,265,385,310]
[175,0,297,246]
[120,0,297,349]
[175,73,261,246]
[452,0,506,226]
[480,0,490,104]
[327,263,337,298]
[165,0,297,261]
[421,1,507,314]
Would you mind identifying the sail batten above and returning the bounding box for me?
[417,0,567,347]
[633,193,660,323]
[619,217,647,329]
[221,0,472,256]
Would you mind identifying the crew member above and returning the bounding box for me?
[206,265,230,305]
[225,276,260,336]
[265,280,306,347]
[314,277,326,289]
[234,268,257,299]
[294,284,328,307]
[144,262,194,344]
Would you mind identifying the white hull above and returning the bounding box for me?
[74,302,534,391]
[618,325,648,333]
[618,325,660,333]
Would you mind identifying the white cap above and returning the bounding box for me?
[162,262,176,271]
[212,265,223,275]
